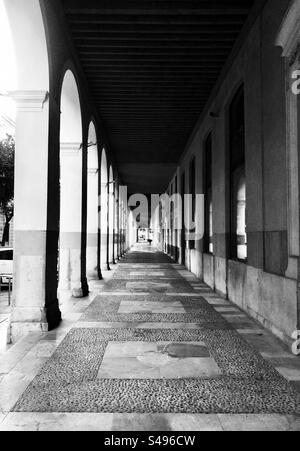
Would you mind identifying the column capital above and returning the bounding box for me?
[9,90,49,112]
[60,142,82,156]
[88,168,99,175]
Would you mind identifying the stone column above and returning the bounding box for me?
[120,202,124,256]
[113,185,118,262]
[59,142,84,298]
[100,182,110,271]
[106,187,111,270]
[151,204,160,248]
[10,90,61,342]
[123,205,126,254]
[118,192,123,256]
[87,167,99,279]
[115,184,120,260]
[125,208,129,252]
[108,182,115,265]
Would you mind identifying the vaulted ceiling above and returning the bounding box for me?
[61,0,257,193]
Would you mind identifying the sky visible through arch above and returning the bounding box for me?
[0,0,16,138]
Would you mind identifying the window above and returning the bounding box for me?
[189,156,196,249]
[204,133,213,254]
[229,86,247,261]
[170,183,174,233]
[181,172,186,265]
[174,176,179,261]
[169,184,174,256]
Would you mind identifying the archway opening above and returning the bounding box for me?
[87,121,100,280]
[0,0,18,98]
[100,149,109,271]
[0,1,16,350]
[59,69,84,300]
[0,0,16,255]
[108,166,115,265]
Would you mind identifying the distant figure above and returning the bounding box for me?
[148,229,154,245]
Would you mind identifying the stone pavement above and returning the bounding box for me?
[0,245,299,431]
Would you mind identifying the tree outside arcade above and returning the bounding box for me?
[0,134,14,246]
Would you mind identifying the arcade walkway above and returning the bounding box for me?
[0,245,299,431]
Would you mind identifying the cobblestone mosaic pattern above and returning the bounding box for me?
[116,269,184,279]
[80,294,230,327]
[11,247,300,417]
[119,253,172,264]
[13,328,300,414]
[102,278,195,293]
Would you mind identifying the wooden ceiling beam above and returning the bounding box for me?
[62,0,253,15]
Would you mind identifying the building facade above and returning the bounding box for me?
[163,0,300,345]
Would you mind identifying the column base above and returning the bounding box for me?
[71,277,89,298]
[72,288,84,298]
[10,299,61,343]
[46,301,62,331]
[101,265,111,273]
[82,277,89,297]
[87,269,100,281]
[10,320,49,344]
[10,306,50,343]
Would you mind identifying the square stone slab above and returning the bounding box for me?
[127,282,172,291]
[127,265,165,269]
[118,300,185,314]
[97,342,222,379]
[129,271,166,277]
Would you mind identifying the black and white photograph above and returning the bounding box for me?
[0,0,299,434]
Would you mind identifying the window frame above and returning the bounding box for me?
[228,85,247,262]
[189,156,196,250]
[203,132,213,255]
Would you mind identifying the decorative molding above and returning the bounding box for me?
[9,90,49,112]
[88,168,98,174]
[60,142,82,156]
[276,0,300,58]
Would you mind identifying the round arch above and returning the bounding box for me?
[87,121,98,169]
[86,120,101,279]
[100,148,109,271]
[2,0,62,338]
[59,68,85,298]
[60,69,82,143]
[224,79,244,114]
[4,0,49,91]
[108,165,115,265]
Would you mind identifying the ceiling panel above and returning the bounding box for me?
[61,0,256,193]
